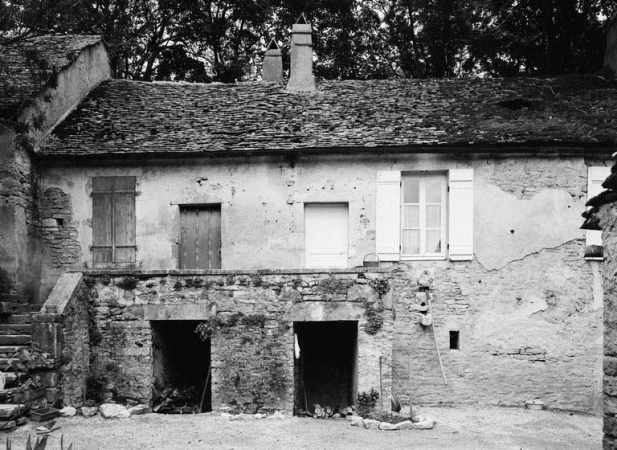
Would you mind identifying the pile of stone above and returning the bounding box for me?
[350,414,436,431]
[300,404,354,419]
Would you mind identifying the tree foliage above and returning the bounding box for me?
[0,0,615,81]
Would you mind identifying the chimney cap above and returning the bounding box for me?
[295,13,308,25]
[266,39,280,51]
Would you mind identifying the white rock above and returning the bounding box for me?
[363,419,380,429]
[267,411,285,420]
[99,403,130,419]
[379,422,398,431]
[81,407,98,418]
[350,416,364,427]
[59,406,76,417]
[412,418,436,430]
[220,412,232,418]
[253,413,266,419]
[127,405,148,415]
[395,420,414,430]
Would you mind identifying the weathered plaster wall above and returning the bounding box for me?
[0,127,42,299]
[60,270,391,413]
[23,42,112,146]
[393,243,602,413]
[0,41,111,302]
[39,153,605,412]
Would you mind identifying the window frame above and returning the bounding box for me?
[400,173,448,261]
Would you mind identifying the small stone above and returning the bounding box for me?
[59,406,76,417]
[332,413,341,419]
[363,419,380,429]
[395,420,414,430]
[253,413,266,419]
[99,403,130,419]
[219,412,232,418]
[127,405,149,416]
[267,411,285,420]
[350,417,364,427]
[81,407,98,418]
[379,422,398,430]
[0,405,24,418]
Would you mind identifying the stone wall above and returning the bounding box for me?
[596,202,617,449]
[40,187,81,268]
[391,241,602,413]
[57,269,392,413]
[44,256,601,415]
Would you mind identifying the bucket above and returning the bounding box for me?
[363,253,380,268]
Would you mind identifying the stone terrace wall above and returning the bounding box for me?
[598,203,617,449]
[61,269,392,413]
[392,240,602,413]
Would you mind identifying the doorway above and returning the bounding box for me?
[294,321,358,414]
[151,321,211,413]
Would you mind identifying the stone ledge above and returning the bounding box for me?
[77,267,392,276]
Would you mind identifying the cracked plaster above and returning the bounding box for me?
[474,184,585,270]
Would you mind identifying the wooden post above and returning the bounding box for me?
[379,356,383,409]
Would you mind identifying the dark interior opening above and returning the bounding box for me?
[293,321,357,415]
[450,330,460,350]
[151,320,211,413]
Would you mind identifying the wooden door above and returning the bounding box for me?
[179,206,221,269]
[305,203,348,268]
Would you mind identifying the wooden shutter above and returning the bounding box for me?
[92,176,136,264]
[304,203,348,268]
[586,166,611,256]
[448,169,473,261]
[180,206,221,269]
[375,171,401,261]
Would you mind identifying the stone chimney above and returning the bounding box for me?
[605,13,617,75]
[262,39,283,82]
[286,14,316,92]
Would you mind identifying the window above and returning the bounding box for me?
[376,169,473,261]
[91,176,136,264]
[401,174,447,258]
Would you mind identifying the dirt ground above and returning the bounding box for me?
[2,405,601,450]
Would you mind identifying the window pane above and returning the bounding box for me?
[402,230,420,255]
[426,230,442,253]
[425,179,442,203]
[426,204,441,228]
[403,178,419,203]
[403,205,419,228]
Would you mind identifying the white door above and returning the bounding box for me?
[305,203,348,268]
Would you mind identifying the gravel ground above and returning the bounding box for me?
[2,405,601,450]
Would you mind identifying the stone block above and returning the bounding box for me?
[363,419,380,429]
[606,357,617,376]
[379,421,398,430]
[605,416,617,436]
[0,404,24,418]
[99,403,130,419]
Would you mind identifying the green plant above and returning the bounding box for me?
[362,299,385,335]
[390,392,401,412]
[369,278,390,299]
[9,344,53,371]
[240,314,266,327]
[173,280,183,290]
[101,275,111,286]
[6,433,74,450]
[184,278,203,288]
[317,277,349,293]
[251,274,263,287]
[357,388,380,417]
[0,268,13,294]
[116,276,139,290]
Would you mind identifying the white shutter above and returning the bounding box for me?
[587,166,611,249]
[448,169,474,261]
[376,171,401,261]
[305,203,348,268]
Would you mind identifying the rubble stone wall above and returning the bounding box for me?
[40,187,81,268]
[61,269,392,412]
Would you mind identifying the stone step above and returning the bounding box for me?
[0,324,31,335]
[0,346,28,355]
[0,294,28,304]
[1,315,32,324]
[0,336,30,346]
[0,303,39,315]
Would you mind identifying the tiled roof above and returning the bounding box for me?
[40,75,617,156]
[0,35,103,120]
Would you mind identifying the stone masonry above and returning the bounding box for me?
[40,187,81,268]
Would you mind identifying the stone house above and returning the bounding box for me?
[1,23,616,415]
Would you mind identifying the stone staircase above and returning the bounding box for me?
[0,295,42,418]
